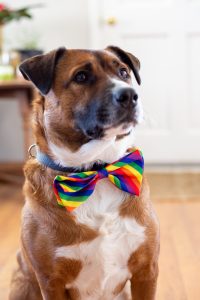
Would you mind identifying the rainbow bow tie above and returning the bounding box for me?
[53,148,144,212]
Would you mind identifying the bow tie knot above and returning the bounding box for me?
[53,148,144,212]
[98,168,108,179]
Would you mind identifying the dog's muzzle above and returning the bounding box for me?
[75,87,139,139]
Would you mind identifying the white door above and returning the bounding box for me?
[88,0,200,164]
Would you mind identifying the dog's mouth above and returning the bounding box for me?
[83,125,104,140]
[77,119,136,141]
[75,106,141,140]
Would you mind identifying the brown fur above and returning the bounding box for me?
[9,48,159,300]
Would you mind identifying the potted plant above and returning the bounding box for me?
[0,3,39,54]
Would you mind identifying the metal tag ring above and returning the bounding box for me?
[28,144,37,158]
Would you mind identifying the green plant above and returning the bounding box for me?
[0,3,40,25]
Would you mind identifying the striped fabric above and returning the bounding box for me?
[53,148,144,212]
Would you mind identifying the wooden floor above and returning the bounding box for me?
[0,181,200,300]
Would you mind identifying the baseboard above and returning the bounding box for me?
[146,164,200,173]
[147,172,200,202]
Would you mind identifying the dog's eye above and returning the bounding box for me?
[74,71,88,83]
[119,68,129,80]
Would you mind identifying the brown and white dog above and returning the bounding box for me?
[9,46,159,300]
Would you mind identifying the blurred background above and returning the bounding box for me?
[0,0,200,299]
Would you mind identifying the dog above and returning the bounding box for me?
[9,46,159,300]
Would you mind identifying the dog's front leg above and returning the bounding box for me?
[35,274,70,300]
[130,277,158,300]
[130,261,158,300]
[39,288,69,300]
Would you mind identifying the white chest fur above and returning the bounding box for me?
[55,180,145,300]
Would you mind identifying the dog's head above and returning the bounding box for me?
[20,46,143,166]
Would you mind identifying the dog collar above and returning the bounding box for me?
[30,145,107,173]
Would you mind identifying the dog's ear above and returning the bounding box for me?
[19,47,66,95]
[106,46,141,85]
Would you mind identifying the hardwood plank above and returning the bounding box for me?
[0,183,200,299]
[0,185,22,300]
[156,203,187,300]
[0,251,18,300]
[171,203,200,300]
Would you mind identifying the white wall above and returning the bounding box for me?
[0,0,90,161]
[5,0,90,51]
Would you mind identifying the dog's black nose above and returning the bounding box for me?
[115,88,138,108]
